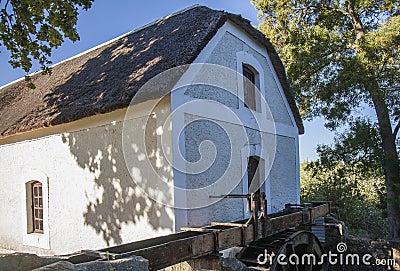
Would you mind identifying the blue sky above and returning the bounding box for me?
[0,0,335,161]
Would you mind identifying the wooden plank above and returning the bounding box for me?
[217,227,243,250]
[181,227,216,232]
[121,233,215,270]
[266,212,303,235]
[211,222,247,227]
[102,231,205,254]
[67,202,332,269]
[309,203,330,221]
[244,223,255,244]
[68,231,208,265]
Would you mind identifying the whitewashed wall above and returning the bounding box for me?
[172,21,300,229]
[0,98,174,255]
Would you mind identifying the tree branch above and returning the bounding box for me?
[4,0,10,10]
[394,120,400,138]
[312,3,353,18]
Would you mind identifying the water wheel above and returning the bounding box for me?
[237,230,328,271]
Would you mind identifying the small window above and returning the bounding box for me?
[31,182,44,233]
[24,177,49,248]
[242,64,257,111]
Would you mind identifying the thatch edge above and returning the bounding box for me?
[0,5,304,138]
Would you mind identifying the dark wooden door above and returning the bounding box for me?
[247,156,260,195]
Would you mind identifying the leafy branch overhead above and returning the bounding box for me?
[317,119,384,168]
[0,0,94,76]
[252,0,399,127]
[252,0,400,239]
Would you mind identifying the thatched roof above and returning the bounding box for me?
[0,5,304,138]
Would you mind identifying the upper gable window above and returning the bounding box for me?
[237,51,264,113]
[242,64,258,111]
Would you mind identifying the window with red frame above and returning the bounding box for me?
[31,182,43,233]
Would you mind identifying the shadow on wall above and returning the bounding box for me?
[61,116,174,246]
[34,11,209,247]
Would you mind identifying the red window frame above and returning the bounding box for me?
[31,182,44,233]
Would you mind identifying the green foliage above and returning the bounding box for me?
[0,0,94,75]
[252,0,399,128]
[317,118,383,168]
[253,0,400,238]
[301,161,387,238]
[301,120,390,238]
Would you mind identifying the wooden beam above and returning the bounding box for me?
[119,233,215,270]
[67,202,331,270]
[265,212,304,236]
[309,203,331,222]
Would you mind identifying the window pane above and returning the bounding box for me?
[243,65,255,83]
[243,65,257,110]
[30,182,44,233]
[244,84,256,110]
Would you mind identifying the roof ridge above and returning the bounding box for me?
[0,5,209,91]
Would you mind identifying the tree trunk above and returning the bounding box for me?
[348,7,400,239]
[367,83,400,240]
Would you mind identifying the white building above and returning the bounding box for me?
[0,5,304,255]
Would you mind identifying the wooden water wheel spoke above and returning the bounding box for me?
[237,230,328,271]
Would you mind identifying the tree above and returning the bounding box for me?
[0,0,94,78]
[252,0,400,238]
[301,161,387,238]
[302,119,388,238]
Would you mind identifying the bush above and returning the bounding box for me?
[301,161,388,239]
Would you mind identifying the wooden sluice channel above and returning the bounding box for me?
[67,196,331,270]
